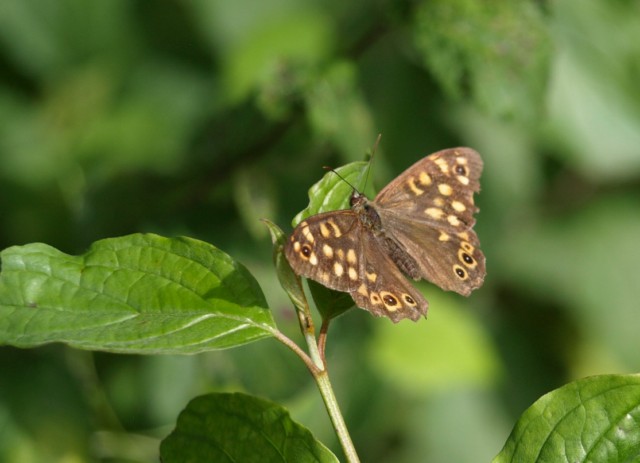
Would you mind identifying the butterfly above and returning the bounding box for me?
[285,147,485,323]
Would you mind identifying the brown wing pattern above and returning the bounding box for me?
[285,146,485,322]
[285,210,361,293]
[285,210,428,322]
[374,148,485,295]
[384,218,485,295]
[349,231,428,322]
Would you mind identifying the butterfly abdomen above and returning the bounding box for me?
[379,236,421,280]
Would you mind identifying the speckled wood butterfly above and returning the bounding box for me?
[285,147,485,323]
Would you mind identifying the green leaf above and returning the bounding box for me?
[160,392,339,463]
[493,374,640,463]
[262,218,308,311]
[292,160,369,226]
[307,280,354,321]
[0,233,275,354]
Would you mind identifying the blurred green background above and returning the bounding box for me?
[1,0,639,462]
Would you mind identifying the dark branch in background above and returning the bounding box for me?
[181,101,304,211]
[177,6,398,210]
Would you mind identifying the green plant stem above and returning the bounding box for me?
[297,308,323,370]
[317,318,330,365]
[269,328,320,375]
[315,370,361,463]
[273,322,360,462]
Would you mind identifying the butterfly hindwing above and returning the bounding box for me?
[381,218,485,295]
[348,232,428,322]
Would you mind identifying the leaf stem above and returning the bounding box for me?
[269,327,320,375]
[315,369,361,463]
[270,323,361,461]
[265,218,360,461]
[295,303,324,370]
[317,318,330,366]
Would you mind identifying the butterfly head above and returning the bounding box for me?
[348,190,365,207]
[348,190,384,233]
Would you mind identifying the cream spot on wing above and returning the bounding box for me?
[293,241,301,252]
[299,244,313,260]
[408,177,424,196]
[425,207,444,219]
[456,156,468,165]
[302,226,314,243]
[328,220,342,237]
[457,232,470,241]
[346,249,357,265]
[451,200,466,212]
[323,244,334,258]
[320,222,331,238]
[333,262,344,277]
[357,283,368,296]
[461,241,474,253]
[336,249,345,261]
[447,215,461,226]
[438,232,450,242]
[309,253,318,266]
[435,158,449,173]
[453,265,468,280]
[320,271,330,283]
[366,271,377,283]
[402,293,417,307]
[434,197,445,207]
[419,171,432,185]
[348,267,358,281]
[380,291,401,311]
[438,183,453,196]
[457,175,470,185]
[459,249,477,269]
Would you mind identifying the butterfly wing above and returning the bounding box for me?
[374,147,486,295]
[285,210,428,322]
[380,218,485,295]
[285,210,361,293]
[349,231,428,322]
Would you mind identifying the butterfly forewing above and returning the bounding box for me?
[372,147,486,295]
[285,211,428,322]
[285,210,361,293]
[375,148,482,232]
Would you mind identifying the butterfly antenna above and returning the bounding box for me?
[362,133,382,192]
[322,165,359,192]
[322,134,382,194]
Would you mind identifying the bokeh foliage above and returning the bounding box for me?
[1,0,639,462]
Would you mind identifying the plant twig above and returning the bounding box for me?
[315,370,361,463]
[317,318,331,366]
[268,327,320,375]
[272,319,361,462]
